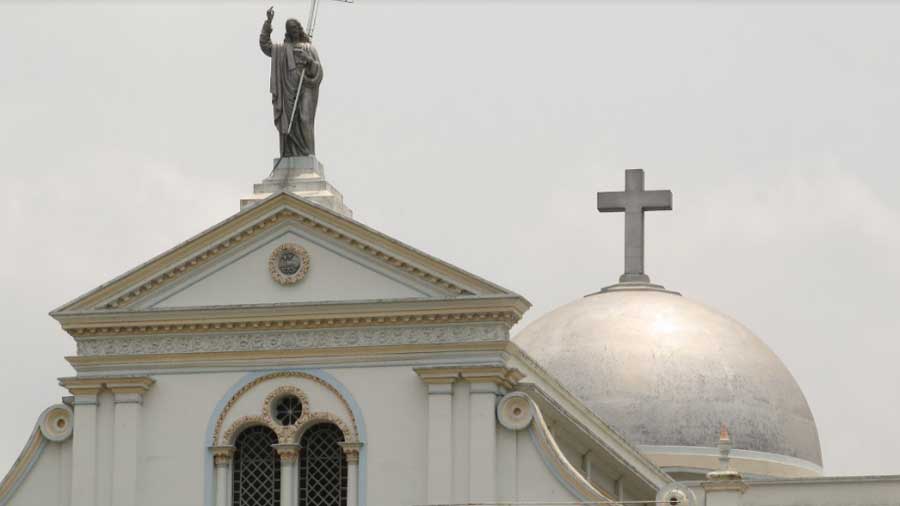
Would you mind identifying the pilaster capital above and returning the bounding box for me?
[106,377,155,394]
[59,376,155,404]
[59,377,104,404]
[338,442,363,464]
[426,383,453,395]
[459,365,524,390]
[272,443,301,463]
[413,367,458,386]
[211,446,235,466]
[414,364,524,391]
[107,377,155,404]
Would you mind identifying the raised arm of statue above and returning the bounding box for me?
[260,7,274,57]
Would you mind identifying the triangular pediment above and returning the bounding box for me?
[52,193,527,327]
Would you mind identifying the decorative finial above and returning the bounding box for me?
[717,423,732,471]
[706,423,743,482]
[596,169,676,294]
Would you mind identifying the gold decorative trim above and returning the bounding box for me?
[66,310,518,338]
[100,208,470,309]
[268,243,310,285]
[213,372,358,446]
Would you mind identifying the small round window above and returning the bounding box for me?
[273,395,303,426]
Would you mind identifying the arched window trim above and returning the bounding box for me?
[299,422,348,506]
[208,371,367,506]
[232,425,281,506]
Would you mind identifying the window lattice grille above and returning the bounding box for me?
[232,425,281,506]
[274,395,303,426]
[299,423,347,506]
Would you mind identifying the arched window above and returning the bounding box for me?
[233,425,281,506]
[299,423,347,506]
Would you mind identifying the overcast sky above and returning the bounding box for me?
[1,1,899,478]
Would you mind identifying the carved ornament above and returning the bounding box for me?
[268,243,310,285]
[76,322,508,357]
[214,371,359,447]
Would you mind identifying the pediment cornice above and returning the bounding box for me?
[52,192,523,315]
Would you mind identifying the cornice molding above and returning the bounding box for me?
[414,364,524,389]
[52,194,526,314]
[64,310,519,340]
[59,376,155,397]
[55,295,528,339]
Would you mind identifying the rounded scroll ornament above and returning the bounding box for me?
[39,404,74,442]
[268,243,310,285]
[496,392,533,431]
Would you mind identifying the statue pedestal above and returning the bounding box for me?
[240,156,353,218]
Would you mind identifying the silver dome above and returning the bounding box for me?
[513,289,822,466]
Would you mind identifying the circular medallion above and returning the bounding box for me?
[39,404,74,442]
[269,243,310,285]
[496,392,533,431]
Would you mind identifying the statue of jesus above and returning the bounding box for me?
[260,7,323,157]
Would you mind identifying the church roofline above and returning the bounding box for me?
[50,191,528,316]
[518,382,673,493]
[508,342,673,489]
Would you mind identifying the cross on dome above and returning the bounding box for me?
[597,169,672,286]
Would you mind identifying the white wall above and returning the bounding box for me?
[152,229,430,309]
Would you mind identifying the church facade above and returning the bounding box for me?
[1,162,898,506]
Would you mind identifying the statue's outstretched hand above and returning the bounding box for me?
[266,7,275,22]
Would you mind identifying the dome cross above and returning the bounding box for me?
[597,169,672,284]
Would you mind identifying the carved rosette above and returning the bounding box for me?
[262,385,310,427]
[268,243,310,285]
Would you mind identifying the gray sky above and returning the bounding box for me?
[1,1,899,478]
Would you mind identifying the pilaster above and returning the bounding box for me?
[108,378,154,506]
[60,378,103,506]
[211,446,235,506]
[339,442,363,506]
[415,369,456,505]
[414,364,522,506]
[467,380,498,503]
[273,443,301,506]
